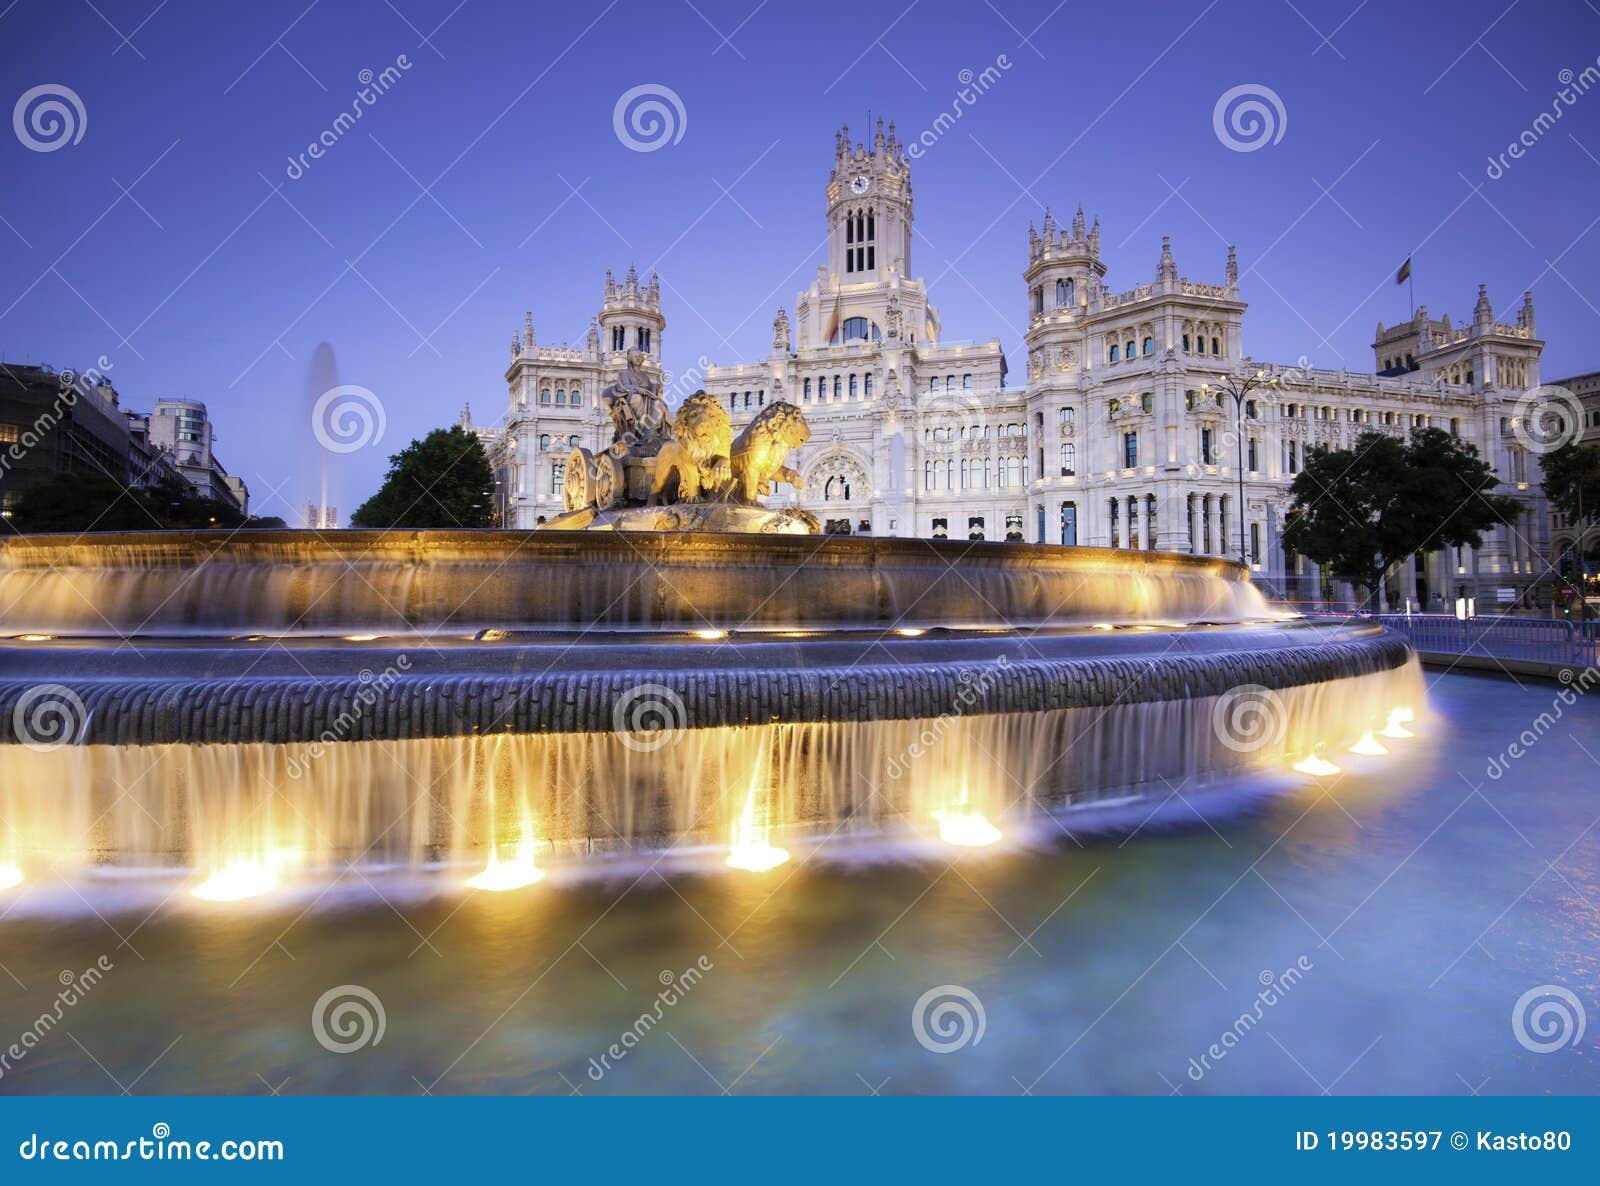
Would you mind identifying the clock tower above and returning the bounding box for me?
[794,119,938,351]
[824,119,913,283]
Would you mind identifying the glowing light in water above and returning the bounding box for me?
[1380,707,1415,739]
[933,786,1002,847]
[1091,623,1115,631]
[0,864,23,891]
[16,634,53,642]
[343,633,380,642]
[191,848,302,901]
[896,628,927,637]
[727,781,789,873]
[1292,753,1342,776]
[1348,733,1388,756]
[693,629,729,641]
[465,839,544,891]
[192,861,277,901]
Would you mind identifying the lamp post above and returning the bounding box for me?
[1201,368,1279,573]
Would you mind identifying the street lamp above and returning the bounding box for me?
[1200,367,1279,572]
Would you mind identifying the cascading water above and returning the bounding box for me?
[0,530,1424,900]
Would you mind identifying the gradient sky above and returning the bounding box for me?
[1,0,1596,520]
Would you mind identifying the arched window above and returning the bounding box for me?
[962,373,972,389]
[864,373,874,396]
[1195,337,1206,355]
[551,461,565,494]
[849,373,858,397]
[555,388,566,405]
[1142,337,1154,356]
[1061,443,1075,475]
[803,378,812,400]
[1109,344,1120,363]
[570,387,583,407]
[960,458,970,488]
[1065,278,1074,305]
[833,375,842,397]
[923,461,933,490]
[539,433,550,450]
[1183,333,1191,351]
[1212,336,1221,355]
[1055,279,1067,306]
[539,388,551,404]
[945,375,955,391]
[824,473,853,501]
[1125,340,1136,359]
[1007,457,1023,486]
[841,316,870,342]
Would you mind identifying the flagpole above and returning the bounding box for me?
[1409,269,1414,320]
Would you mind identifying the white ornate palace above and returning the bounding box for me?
[481,120,1553,608]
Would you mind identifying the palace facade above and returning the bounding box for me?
[485,121,1552,609]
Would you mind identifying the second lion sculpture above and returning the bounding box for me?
[650,393,810,506]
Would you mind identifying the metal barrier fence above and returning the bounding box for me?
[1354,613,1595,669]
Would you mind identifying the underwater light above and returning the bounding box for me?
[936,811,1002,847]
[191,860,277,901]
[727,787,790,872]
[465,840,545,891]
[1348,733,1389,757]
[0,864,23,891]
[1380,707,1415,739]
[1292,753,1342,776]
[15,634,52,642]
[896,628,927,637]
[342,633,380,642]
[693,629,729,641]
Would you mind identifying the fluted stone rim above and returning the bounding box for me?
[0,631,1414,747]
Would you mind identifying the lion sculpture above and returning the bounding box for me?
[648,391,732,505]
[723,401,809,504]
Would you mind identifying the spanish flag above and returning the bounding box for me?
[1396,258,1411,285]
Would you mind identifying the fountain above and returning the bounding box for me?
[0,377,1423,898]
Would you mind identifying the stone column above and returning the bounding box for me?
[1188,493,1201,554]
[1401,553,1419,610]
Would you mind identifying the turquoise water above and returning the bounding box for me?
[0,670,1595,1095]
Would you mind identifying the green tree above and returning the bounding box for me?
[8,471,154,533]
[1541,440,1600,543]
[349,425,495,529]
[141,474,247,530]
[1281,428,1519,607]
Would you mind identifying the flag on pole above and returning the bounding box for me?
[1395,258,1412,285]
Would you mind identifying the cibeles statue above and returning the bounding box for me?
[544,386,819,535]
[599,349,670,454]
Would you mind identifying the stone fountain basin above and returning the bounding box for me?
[0,620,1413,746]
[0,529,1267,634]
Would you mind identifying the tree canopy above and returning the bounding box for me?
[349,425,495,529]
[1540,440,1600,526]
[7,471,247,533]
[1281,427,1519,605]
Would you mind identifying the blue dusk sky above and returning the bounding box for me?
[0,0,1596,519]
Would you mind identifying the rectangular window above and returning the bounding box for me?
[0,424,18,444]
[1123,432,1138,469]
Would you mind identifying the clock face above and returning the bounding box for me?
[849,174,870,195]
